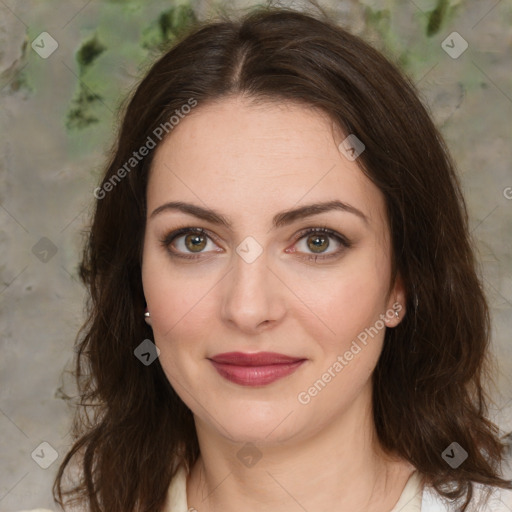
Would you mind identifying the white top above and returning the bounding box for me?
[16,464,512,512]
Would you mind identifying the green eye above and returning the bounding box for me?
[160,226,351,262]
[291,227,351,261]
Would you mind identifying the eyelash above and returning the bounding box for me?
[159,226,352,262]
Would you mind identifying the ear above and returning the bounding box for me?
[144,306,152,327]
[384,273,406,328]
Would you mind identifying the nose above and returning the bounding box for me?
[220,248,287,334]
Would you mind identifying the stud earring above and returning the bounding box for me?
[385,304,400,326]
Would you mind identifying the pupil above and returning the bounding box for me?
[309,234,328,253]
[186,234,206,252]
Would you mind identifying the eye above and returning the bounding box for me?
[289,227,351,261]
[160,227,221,260]
[160,226,351,262]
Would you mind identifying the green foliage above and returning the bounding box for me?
[67,88,102,129]
[65,2,197,131]
[427,0,448,37]
[67,35,106,129]
[76,36,106,71]
[364,6,392,41]
[141,5,198,51]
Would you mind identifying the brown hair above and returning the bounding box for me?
[53,5,512,512]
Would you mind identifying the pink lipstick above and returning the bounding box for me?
[208,351,306,386]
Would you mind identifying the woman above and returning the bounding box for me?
[21,5,512,512]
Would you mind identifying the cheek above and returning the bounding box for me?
[297,263,390,410]
[141,247,218,386]
[142,244,213,335]
[303,250,390,351]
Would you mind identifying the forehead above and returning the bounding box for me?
[147,96,387,230]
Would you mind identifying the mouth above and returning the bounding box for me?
[208,351,307,386]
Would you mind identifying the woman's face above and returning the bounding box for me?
[141,95,405,445]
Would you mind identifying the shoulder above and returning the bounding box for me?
[421,444,512,511]
[422,481,512,511]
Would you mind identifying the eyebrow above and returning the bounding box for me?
[149,199,369,228]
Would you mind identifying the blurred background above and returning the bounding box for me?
[0,0,511,509]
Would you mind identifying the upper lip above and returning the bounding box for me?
[209,352,305,366]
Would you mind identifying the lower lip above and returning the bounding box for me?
[209,360,305,386]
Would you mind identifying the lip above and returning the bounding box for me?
[208,351,306,386]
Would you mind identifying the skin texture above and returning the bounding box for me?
[141,95,413,512]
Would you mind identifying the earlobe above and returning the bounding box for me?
[385,301,403,327]
[144,307,152,326]
[385,274,407,327]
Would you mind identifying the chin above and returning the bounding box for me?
[212,404,303,445]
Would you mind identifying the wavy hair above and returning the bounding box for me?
[53,5,512,511]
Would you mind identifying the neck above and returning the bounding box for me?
[186,384,415,512]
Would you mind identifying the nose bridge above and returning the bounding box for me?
[221,243,283,330]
